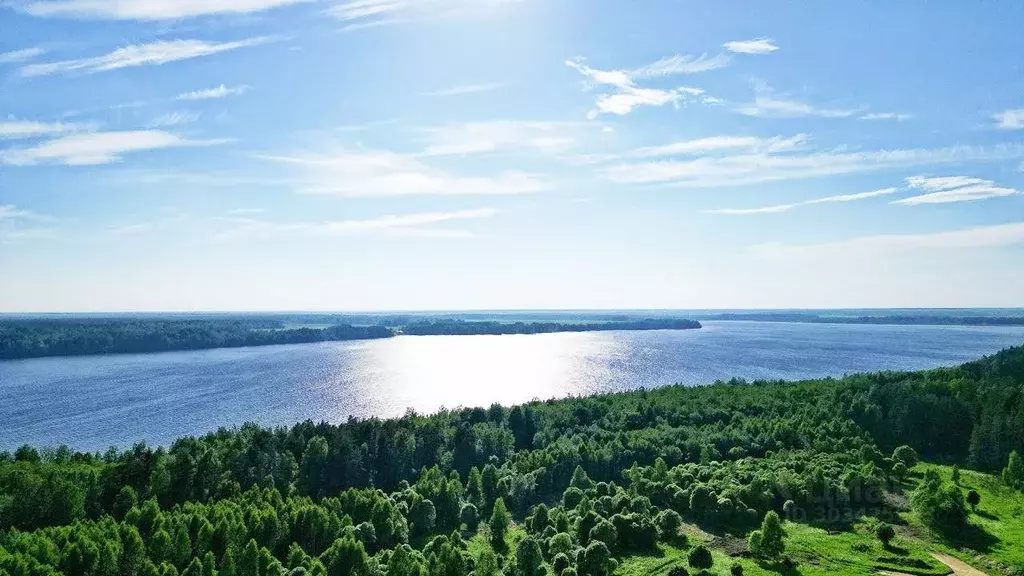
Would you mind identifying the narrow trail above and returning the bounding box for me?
[878,552,990,576]
[930,553,989,576]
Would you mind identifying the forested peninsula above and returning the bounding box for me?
[2,345,1024,576]
[0,317,701,360]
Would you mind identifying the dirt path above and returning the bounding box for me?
[931,553,988,576]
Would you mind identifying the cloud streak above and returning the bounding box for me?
[1,130,231,166]
[754,222,1024,258]
[600,142,1024,188]
[628,134,808,158]
[263,148,550,196]
[0,47,46,63]
[709,188,899,214]
[566,56,721,118]
[894,175,1019,205]
[0,119,94,139]
[723,38,779,55]
[221,208,498,238]
[994,109,1024,130]
[147,111,201,128]
[0,205,55,222]
[176,84,250,101]
[22,37,272,77]
[860,112,911,121]
[629,53,731,78]
[738,84,860,118]
[420,82,504,97]
[20,0,310,19]
[328,0,523,28]
[417,120,581,156]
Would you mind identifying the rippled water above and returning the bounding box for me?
[2,321,1023,452]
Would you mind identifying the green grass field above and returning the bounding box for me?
[904,464,1024,573]
[613,463,1024,576]
[614,522,947,576]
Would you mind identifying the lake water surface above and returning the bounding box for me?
[2,321,1023,452]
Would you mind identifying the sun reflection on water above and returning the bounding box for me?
[320,333,623,420]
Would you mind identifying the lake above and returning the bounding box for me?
[2,320,1023,452]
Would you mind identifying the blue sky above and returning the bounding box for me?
[1,0,1023,311]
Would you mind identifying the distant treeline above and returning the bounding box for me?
[0,319,392,360]
[0,317,701,360]
[704,312,1024,326]
[400,318,702,336]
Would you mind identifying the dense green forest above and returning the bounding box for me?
[2,345,1024,576]
[0,319,393,360]
[0,318,700,360]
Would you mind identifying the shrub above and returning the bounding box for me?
[749,512,784,559]
[730,565,744,576]
[875,523,895,547]
[655,509,683,541]
[687,545,712,571]
[1003,451,1024,491]
[966,490,980,511]
[911,470,968,533]
[893,445,919,467]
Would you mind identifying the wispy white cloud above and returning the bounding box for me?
[630,54,731,78]
[176,84,250,101]
[589,87,691,118]
[565,59,632,89]
[860,112,912,121]
[754,222,1024,258]
[708,187,899,215]
[263,148,549,196]
[420,82,504,97]
[0,205,55,222]
[338,17,405,32]
[0,47,46,64]
[629,134,808,158]
[994,109,1024,130]
[20,0,310,19]
[0,119,95,139]
[566,55,723,118]
[723,38,779,55]
[327,0,406,21]
[221,208,498,238]
[566,134,808,166]
[600,142,1024,188]
[0,205,57,244]
[228,207,267,215]
[894,175,1019,205]
[147,111,201,128]
[418,120,581,156]
[328,0,522,28]
[22,37,272,77]
[738,84,860,118]
[0,130,231,166]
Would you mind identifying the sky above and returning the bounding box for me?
[1,0,1023,312]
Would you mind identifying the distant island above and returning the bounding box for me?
[0,316,701,360]
[400,318,702,336]
[701,312,1024,326]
